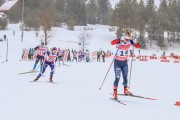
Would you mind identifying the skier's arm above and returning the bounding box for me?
[46,51,50,56]
[33,50,38,59]
[130,40,140,48]
[111,38,120,45]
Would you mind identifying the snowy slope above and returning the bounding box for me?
[0,24,180,120]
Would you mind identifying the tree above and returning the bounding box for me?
[24,10,40,30]
[67,17,76,30]
[23,0,42,28]
[145,0,157,44]
[156,0,168,48]
[167,0,180,43]
[54,0,66,25]
[97,0,111,25]
[66,0,87,25]
[78,30,92,51]
[6,0,22,23]
[137,0,147,49]
[86,0,99,24]
[110,0,139,38]
[0,12,8,29]
[177,0,180,42]
[38,8,55,45]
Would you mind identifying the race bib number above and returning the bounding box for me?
[48,57,55,61]
[118,50,128,56]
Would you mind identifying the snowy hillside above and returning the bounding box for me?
[0,24,180,120]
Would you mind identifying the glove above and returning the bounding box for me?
[111,39,120,45]
[134,43,140,48]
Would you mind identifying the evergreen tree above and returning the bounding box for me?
[110,0,138,37]
[0,13,8,29]
[54,0,66,25]
[145,0,157,44]
[67,17,76,30]
[137,0,147,49]
[158,0,168,31]
[131,0,139,29]
[66,0,86,25]
[167,0,179,44]
[156,0,168,48]
[97,0,111,25]
[6,0,23,23]
[55,0,66,12]
[177,0,180,42]
[86,0,99,24]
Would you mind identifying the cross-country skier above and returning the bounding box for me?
[72,50,78,62]
[56,48,65,66]
[33,47,58,83]
[111,30,140,99]
[32,42,47,72]
[85,49,90,62]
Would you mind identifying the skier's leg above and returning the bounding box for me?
[34,63,48,81]
[33,56,40,70]
[113,59,121,89]
[61,57,65,65]
[49,63,55,82]
[121,61,128,87]
[40,57,45,72]
[58,57,60,66]
[121,61,132,95]
[113,60,121,99]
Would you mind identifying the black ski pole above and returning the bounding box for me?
[99,49,119,90]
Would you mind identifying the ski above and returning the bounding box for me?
[63,64,70,66]
[117,94,157,100]
[30,80,57,84]
[57,64,70,67]
[109,98,126,105]
[18,70,39,74]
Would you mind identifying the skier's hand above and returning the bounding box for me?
[111,39,120,45]
[134,43,140,48]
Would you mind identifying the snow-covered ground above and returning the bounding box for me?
[0,24,180,120]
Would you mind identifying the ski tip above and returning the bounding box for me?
[174,101,180,106]
[148,98,158,100]
[30,80,36,82]
[109,98,126,105]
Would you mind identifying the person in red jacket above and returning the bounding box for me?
[111,30,140,99]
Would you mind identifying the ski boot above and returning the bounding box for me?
[113,89,118,99]
[124,86,132,95]
[49,77,53,83]
[33,77,39,82]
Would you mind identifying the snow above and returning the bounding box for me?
[0,24,180,120]
[0,0,18,11]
